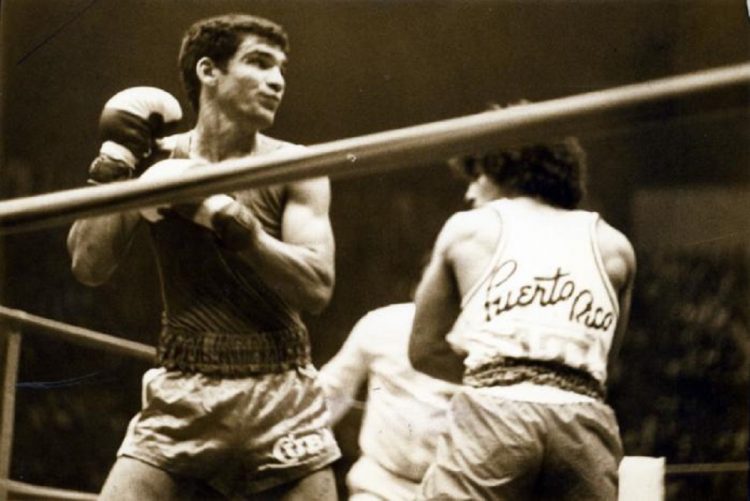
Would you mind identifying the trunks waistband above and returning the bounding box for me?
[463,357,605,400]
[157,327,311,377]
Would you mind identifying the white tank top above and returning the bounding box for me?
[447,198,619,385]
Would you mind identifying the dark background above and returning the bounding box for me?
[1,0,748,499]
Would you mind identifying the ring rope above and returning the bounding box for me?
[1,461,746,501]
[665,461,749,475]
[0,62,747,234]
[0,305,155,361]
[0,478,98,500]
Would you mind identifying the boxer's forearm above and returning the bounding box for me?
[238,232,334,314]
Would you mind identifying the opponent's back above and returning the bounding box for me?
[446,197,631,384]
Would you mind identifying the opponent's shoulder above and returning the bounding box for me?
[439,206,499,247]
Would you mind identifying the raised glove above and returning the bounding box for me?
[88,87,183,184]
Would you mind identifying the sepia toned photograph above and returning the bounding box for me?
[0,1,748,499]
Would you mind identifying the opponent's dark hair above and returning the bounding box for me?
[178,13,290,111]
[454,103,587,209]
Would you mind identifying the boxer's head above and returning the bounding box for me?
[452,102,587,209]
[179,14,290,112]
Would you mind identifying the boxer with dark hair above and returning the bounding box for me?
[68,13,339,500]
[409,116,635,500]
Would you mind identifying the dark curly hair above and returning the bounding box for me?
[451,100,587,209]
[178,13,290,111]
[456,136,587,210]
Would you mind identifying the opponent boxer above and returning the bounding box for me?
[67,13,339,500]
[409,126,636,500]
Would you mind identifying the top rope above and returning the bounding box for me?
[0,62,748,234]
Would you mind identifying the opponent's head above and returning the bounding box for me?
[178,13,290,113]
[453,103,587,210]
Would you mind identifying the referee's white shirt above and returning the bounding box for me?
[318,303,457,493]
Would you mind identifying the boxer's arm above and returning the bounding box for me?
[597,221,637,368]
[609,269,634,368]
[67,212,142,286]
[157,163,334,314]
[68,87,179,286]
[409,217,465,384]
[235,177,335,314]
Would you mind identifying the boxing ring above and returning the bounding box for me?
[0,62,748,499]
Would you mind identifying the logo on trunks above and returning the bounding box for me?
[483,259,615,331]
[272,429,334,464]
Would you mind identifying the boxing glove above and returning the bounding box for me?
[88,87,183,184]
[139,159,260,250]
[172,197,261,251]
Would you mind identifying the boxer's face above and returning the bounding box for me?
[465,173,503,208]
[215,33,288,128]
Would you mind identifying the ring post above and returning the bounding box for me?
[0,326,21,501]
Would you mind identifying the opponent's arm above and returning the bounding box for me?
[408,215,466,383]
[599,222,637,368]
[609,269,635,368]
